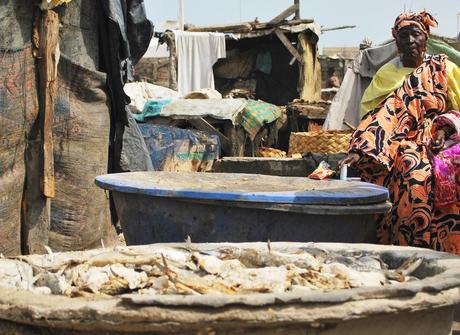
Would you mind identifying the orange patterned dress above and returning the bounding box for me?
[350,54,460,254]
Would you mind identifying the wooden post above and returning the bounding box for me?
[274,29,302,63]
[294,0,300,20]
[178,0,184,30]
[38,10,59,198]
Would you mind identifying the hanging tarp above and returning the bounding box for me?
[428,38,460,67]
[0,1,35,50]
[138,124,220,172]
[48,56,118,251]
[55,0,100,70]
[299,31,322,102]
[0,46,39,255]
[120,112,155,172]
[0,0,152,255]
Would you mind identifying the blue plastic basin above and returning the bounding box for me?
[96,172,391,245]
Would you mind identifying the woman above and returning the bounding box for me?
[341,12,460,254]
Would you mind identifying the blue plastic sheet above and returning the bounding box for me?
[138,124,220,172]
[133,98,173,122]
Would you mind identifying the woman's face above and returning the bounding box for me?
[396,25,427,67]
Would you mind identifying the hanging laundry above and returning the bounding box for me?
[174,30,226,95]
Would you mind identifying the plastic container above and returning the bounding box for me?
[95,172,391,245]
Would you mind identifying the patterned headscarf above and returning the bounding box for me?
[392,11,438,38]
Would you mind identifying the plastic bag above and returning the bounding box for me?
[308,161,335,180]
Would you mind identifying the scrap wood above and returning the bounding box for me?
[294,0,300,19]
[290,103,327,119]
[188,118,230,152]
[283,19,315,26]
[343,121,356,131]
[321,25,357,32]
[274,29,302,63]
[187,22,252,33]
[38,10,59,198]
[268,3,300,25]
[187,18,315,34]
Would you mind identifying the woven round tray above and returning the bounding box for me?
[288,130,352,155]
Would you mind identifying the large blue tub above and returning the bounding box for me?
[95,172,391,245]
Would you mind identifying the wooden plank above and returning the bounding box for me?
[164,32,177,91]
[38,10,59,198]
[268,3,299,25]
[187,23,252,33]
[252,22,270,30]
[321,25,356,32]
[294,0,300,20]
[280,19,314,26]
[344,121,357,131]
[274,29,302,63]
[188,118,231,152]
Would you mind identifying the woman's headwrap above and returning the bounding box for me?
[392,11,438,38]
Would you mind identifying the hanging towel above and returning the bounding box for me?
[174,30,226,95]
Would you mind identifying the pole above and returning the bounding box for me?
[38,10,59,199]
[294,0,300,20]
[239,0,242,23]
[457,12,460,37]
[178,0,184,30]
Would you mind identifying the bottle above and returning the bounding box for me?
[340,164,348,181]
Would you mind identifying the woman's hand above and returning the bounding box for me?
[430,127,449,153]
[338,153,360,170]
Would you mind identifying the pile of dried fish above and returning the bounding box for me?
[0,243,422,297]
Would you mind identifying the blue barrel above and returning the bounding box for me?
[96,172,390,245]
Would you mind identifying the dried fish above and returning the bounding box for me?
[79,266,111,293]
[397,256,423,277]
[0,246,422,298]
[0,260,34,290]
[110,264,148,290]
[99,275,129,295]
[220,248,320,270]
[220,266,288,294]
[34,272,71,295]
[321,262,386,288]
[192,253,242,275]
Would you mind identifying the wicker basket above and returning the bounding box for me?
[288,130,352,155]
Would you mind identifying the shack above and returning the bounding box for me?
[195,19,322,106]
[137,13,322,106]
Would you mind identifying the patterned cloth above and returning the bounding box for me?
[241,99,281,140]
[432,143,460,208]
[431,111,460,208]
[350,55,460,255]
[392,11,438,38]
